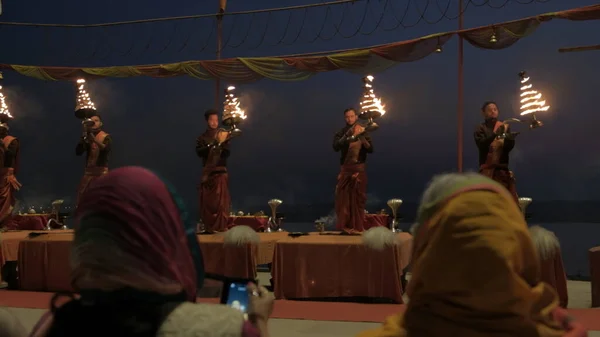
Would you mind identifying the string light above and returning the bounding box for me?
[75,78,96,111]
[222,86,247,121]
[519,72,549,116]
[359,75,386,117]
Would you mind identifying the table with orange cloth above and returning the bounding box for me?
[272,232,412,304]
[227,216,269,231]
[3,214,50,230]
[17,231,289,292]
[539,247,568,308]
[199,232,287,279]
[18,230,75,292]
[1,230,35,268]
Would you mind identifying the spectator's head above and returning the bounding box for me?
[73,166,204,302]
[404,172,566,336]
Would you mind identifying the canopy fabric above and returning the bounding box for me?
[1,4,599,83]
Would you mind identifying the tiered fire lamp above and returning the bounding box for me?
[0,72,14,125]
[358,75,386,133]
[221,86,247,140]
[498,71,548,138]
[74,79,97,138]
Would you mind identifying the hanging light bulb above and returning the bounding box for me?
[489,29,498,44]
[434,37,443,53]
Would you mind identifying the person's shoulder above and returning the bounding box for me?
[158,302,244,336]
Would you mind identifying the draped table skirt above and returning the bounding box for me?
[272,232,412,303]
[16,231,289,292]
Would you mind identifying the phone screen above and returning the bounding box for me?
[224,282,250,313]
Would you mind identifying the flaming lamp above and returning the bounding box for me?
[518,197,532,218]
[266,198,283,232]
[74,79,97,141]
[0,73,14,124]
[499,71,548,138]
[74,78,96,119]
[222,86,247,139]
[358,75,386,133]
[387,198,403,233]
[518,71,548,129]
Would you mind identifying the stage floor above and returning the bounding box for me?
[1,277,599,337]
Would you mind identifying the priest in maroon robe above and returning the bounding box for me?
[333,108,373,234]
[196,109,231,233]
[474,101,519,204]
[75,113,111,207]
[0,122,20,225]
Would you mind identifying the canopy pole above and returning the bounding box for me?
[214,7,224,109]
[457,0,464,172]
[558,44,600,53]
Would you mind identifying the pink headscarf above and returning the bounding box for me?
[71,166,201,302]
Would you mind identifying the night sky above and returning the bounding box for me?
[0,0,599,218]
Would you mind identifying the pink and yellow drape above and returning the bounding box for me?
[0,4,599,82]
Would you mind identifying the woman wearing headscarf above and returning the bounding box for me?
[357,172,586,337]
[29,166,274,337]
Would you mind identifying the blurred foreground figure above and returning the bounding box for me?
[75,113,111,207]
[474,101,519,204]
[196,109,232,233]
[30,167,273,337]
[0,122,20,224]
[357,173,587,337]
[333,108,373,234]
[0,308,27,337]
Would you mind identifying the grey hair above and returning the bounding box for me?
[411,172,484,235]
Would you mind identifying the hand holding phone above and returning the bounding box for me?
[247,282,274,323]
[221,280,252,313]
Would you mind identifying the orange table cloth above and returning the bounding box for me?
[3,214,50,230]
[18,231,75,292]
[1,231,35,267]
[199,232,287,280]
[227,216,269,231]
[272,232,413,303]
[18,231,288,292]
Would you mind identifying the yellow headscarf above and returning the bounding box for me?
[358,174,568,337]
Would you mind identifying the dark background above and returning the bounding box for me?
[0,0,599,222]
